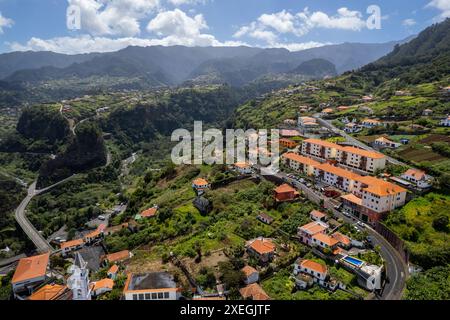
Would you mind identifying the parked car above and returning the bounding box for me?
[98,215,106,221]
[357,221,366,229]
[343,211,351,218]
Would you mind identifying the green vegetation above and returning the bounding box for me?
[386,193,450,269]
[404,265,450,300]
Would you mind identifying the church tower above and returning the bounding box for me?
[67,253,92,300]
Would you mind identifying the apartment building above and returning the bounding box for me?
[301,139,386,174]
[281,152,320,176]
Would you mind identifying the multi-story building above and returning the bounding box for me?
[301,139,386,174]
[12,253,50,294]
[281,152,320,176]
[123,272,182,301]
[298,221,329,246]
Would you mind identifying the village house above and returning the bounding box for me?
[440,115,450,127]
[362,95,373,102]
[374,137,401,149]
[257,213,274,225]
[61,238,85,256]
[361,118,382,129]
[280,129,301,138]
[395,90,411,96]
[107,264,119,280]
[192,178,210,194]
[242,266,259,285]
[401,168,433,189]
[246,237,276,263]
[297,221,329,246]
[103,250,133,265]
[344,123,361,133]
[340,256,382,291]
[91,278,114,297]
[274,183,300,202]
[311,233,339,251]
[422,109,433,116]
[310,210,327,222]
[123,272,182,300]
[301,138,387,174]
[234,162,253,175]
[27,284,68,301]
[337,106,350,111]
[293,259,328,287]
[331,232,352,249]
[279,138,298,149]
[298,116,319,132]
[12,252,50,294]
[240,283,270,301]
[321,108,334,117]
[84,224,106,244]
[140,206,159,219]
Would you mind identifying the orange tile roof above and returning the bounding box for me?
[274,183,297,194]
[28,284,67,300]
[235,162,251,169]
[332,232,352,246]
[12,253,50,284]
[105,250,131,263]
[299,221,328,235]
[312,233,339,247]
[141,207,158,218]
[403,169,426,180]
[322,108,334,113]
[108,264,119,275]
[362,118,381,124]
[242,266,258,277]
[337,106,350,110]
[248,238,276,255]
[93,278,114,291]
[239,283,270,300]
[60,238,84,249]
[282,152,321,167]
[341,193,363,206]
[280,129,301,137]
[193,178,209,186]
[303,138,338,150]
[359,176,407,196]
[310,210,326,219]
[85,229,102,240]
[339,146,386,159]
[316,163,361,181]
[300,259,328,275]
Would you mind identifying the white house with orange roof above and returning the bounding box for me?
[294,259,328,283]
[401,168,433,189]
[12,252,50,293]
[311,233,339,250]
[234,162,252,175]
[192,178,210,194]
[241,266,259,285]
[310,210,327,222]
[297,221,329,246]
[374,137,401,149]
[91,278,114,297]
[61,238,85,256]
[246,237,276,263]
[107,264,119,280]
[361,118,382,128]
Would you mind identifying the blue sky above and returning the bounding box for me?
[0,0,448,54]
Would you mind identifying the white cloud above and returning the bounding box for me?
[0,12,14,34]
[426,0,450,20]
[402,18,417,26]
[67,0,160,37]
[168,0,207,5]
[234,7,367,46]
[9,34,247,55]
[272,41,330,52]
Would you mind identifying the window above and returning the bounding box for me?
[133,294,138,300]
[152,293,157,299]
[139,294,144,300]
[145,293,151,300]
[158,292,164,299]
[164,292,170,299]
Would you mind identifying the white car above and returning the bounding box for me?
[357,221,366,229]
[98,215,106,221]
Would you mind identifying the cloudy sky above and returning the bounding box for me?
[0,0,448,54]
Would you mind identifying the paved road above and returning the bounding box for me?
[269,170,407,300]
[14,182,53,253]
[313,115,406,166]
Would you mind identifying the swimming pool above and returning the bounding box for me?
[343,256,364,268]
